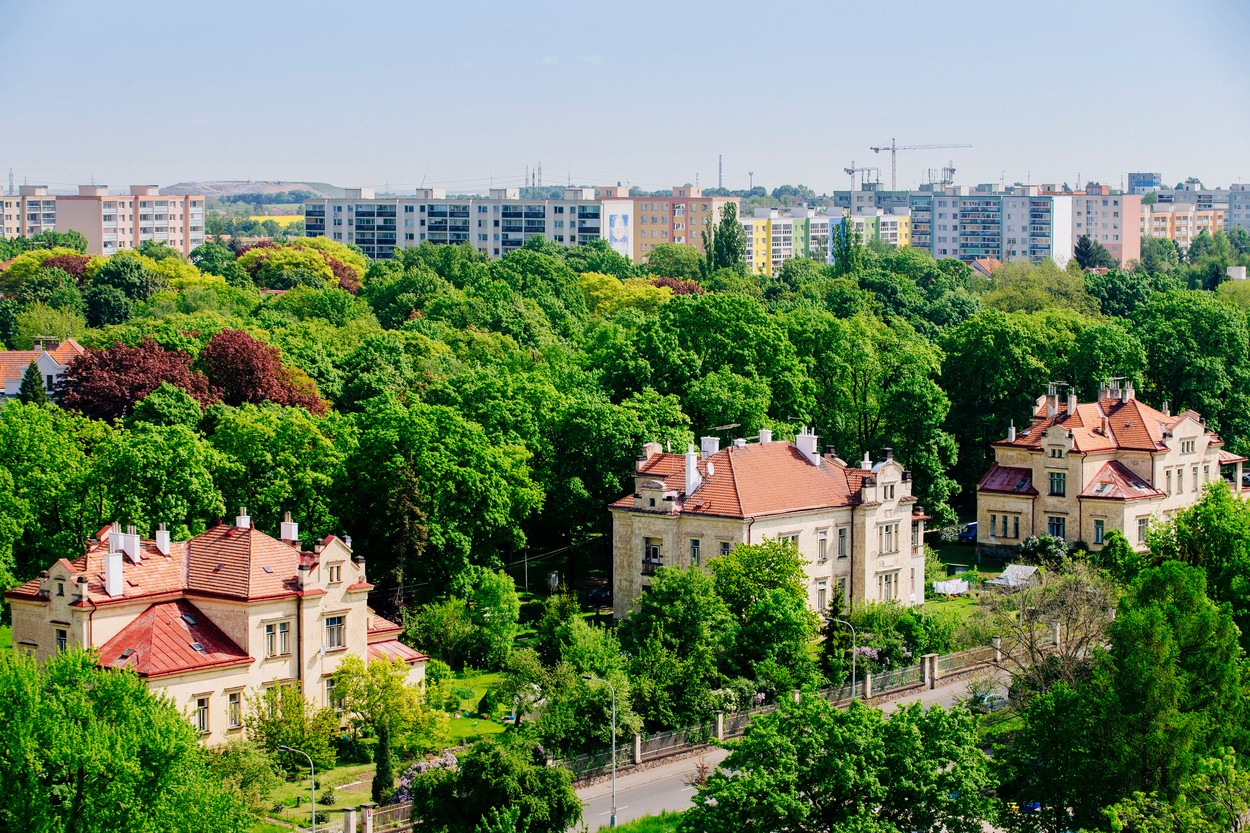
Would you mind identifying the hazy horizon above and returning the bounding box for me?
[1,0,1247,195]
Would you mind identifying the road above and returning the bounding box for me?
[578,669,1005,830]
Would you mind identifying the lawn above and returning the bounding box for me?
[599,811,684,833]
[0,624,11,651]
[264,762,375,828]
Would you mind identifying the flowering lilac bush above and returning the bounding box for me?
[392,751,457,803]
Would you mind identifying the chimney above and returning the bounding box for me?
[884,448,894,461]
[638,442,663,470]
[1046,396,1057,418]
[1101,415,1109,435]
[105,547,124,597]
[795,427,821,467]
[1162,401,1171,417]
[1008,420,1017,442]
[1123,381,1135,401]
[758,428,772,444]
[862,451,872,470]
[154,523,170,556]
[76,575,89,603]
[236,507,251,529]
[733,438,747,448]
[297,562,312,589]
[700,436,720,459]
[344,535,353,549]
[279,512,299,544]
[1067,392,1078,414]
[685,444,702,495]
[121,524,140,563]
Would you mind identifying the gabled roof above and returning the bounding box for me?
[611,442,885,520]
[994,395,1220,455]
[97,599,251,678]
[1078,461,1165,501]
[977,464,1038,496]
[0,338,85,385]
[367,611,403,640]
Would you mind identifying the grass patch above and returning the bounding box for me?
[264,762,375,827]
[924,593,983,625]
[446,715,507,742]
[248,821,291,833]
[0,625,11,651]
[600,811,684,833]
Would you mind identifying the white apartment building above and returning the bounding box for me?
[909,188,1073,267]
[1228,185,1250,233]
[0,185,205,255]
[304,187,634,262]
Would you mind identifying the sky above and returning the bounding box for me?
[1,0,1247,195]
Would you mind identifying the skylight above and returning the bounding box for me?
[190,642,205,653]
[262,566,273,574]
[120,648,134,658]
[181,613,197,625]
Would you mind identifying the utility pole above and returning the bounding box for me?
[748,171,754,191]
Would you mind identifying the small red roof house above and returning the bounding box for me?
[6,510,427,744]
[0,337,84,399]
[977,381,1244,556]
[608,429,929,619]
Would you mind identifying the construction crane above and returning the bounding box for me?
[869,139,973,190]
[843,161,880,193]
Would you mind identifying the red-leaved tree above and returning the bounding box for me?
[325,256,361,293]
[41,254,94,285]
[651,275,706,295]
[194,329,328,414]
[60,339,219,421]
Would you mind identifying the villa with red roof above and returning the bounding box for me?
[609,429,928,619]
[0,337,84,398]
[977,381,1245,557]
[5,510,426,744]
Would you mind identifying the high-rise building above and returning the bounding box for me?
[1140,203,1224,249]
[0,185,205,255]
[623,185,739,263]
[1127,172,1162,195]
[1060,184,1142,266]
[305,186,634,261]
[906,188,1073,267]
[1225,185,1250,233]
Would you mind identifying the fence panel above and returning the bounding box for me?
[560,747,632,779]
[873,664,923,693]
[372,803,413,833]
[639,724,711,761]
[938,645,995,675]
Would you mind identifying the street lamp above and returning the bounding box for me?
[279,745,316,832]
[582,674,617,828]
[831,619,858,700]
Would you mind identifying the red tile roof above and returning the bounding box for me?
[367,612,403,638]
[97,599,251,678]
[612,442,871,519]
[1218,448,1248,465]
[367,639,428,665]
[186,524,302,600]
[0,338,84,386]
[1078,461,1164,501]
[994,395,1221,455]
[977,464,1038,496]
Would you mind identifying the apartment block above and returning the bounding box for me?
[610,432,928,619]
[0,185,58,238]
[305,186,634,262]
[908,188,1073,267]
[1227,185,1250,233]
[740,208,836,276]
[623,185,739,263]
[1127,172,1162,195]
[1140,203,1224,249]
[0,185,205,255]
[1058,184,1142,266]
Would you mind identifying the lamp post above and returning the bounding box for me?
[279,745,316,832]
[832,618,858,700]
[582,675,617,828]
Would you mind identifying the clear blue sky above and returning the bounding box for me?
[1,0,1246,194]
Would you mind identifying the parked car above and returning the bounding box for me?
[587,586,613,608]
[957,522,977,545]
[1242,472,1250,489]
[969,692,1009,714]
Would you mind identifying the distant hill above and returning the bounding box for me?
[160,181,345,198]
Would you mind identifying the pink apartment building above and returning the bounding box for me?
[54,185,205,255]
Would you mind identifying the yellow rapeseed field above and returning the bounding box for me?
[249,215,304,226]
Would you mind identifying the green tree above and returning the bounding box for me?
[17,361,47,405]
[709,537,809,616]
[645,242,707,282]
[0,649,251,832]
[683,697,993,833]
[83,283,135,326]
[244,684,339,774]
[1073,234,1119,270]
[702,202,747,276]
[12,301,87,349]
[90,251,168,301]
[408,738,582,833]
[127,382,205,430]
[1105,750,1250,833]
[405,596,477,670]
[1067,320,1145,400]
[204,739,282,818]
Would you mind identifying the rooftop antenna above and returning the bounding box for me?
[748,171,754,190]
[538,161,542,188]
[9,167,14,196]
[718,154,723,189]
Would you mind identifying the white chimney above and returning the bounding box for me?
[105,548,124,597]
[1046,398,1057,418]
[1162,401,1170,417]
[1124,381,1135,401]
[280,512,299,544]
[759,428,772,444]
[700,436,720,459]
[862,451,872,470]
[121,525,140,563]
[154,523,170,556]
[794,427,821,466]
[236,507,251,529]
[685,444,702,495]
[733,438,746,448]
[1067,392,1078,414]
[1008,420,1017,442]
[344,535,353,549]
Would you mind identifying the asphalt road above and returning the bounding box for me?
[578,669,1007,830]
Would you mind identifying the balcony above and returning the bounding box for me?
[641,558,663,577]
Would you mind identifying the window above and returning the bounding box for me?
[326,677,342,711]
[1166,470,1172,494]
[1047,516,1066,539]
[990,515,998,537]
[837,527,848,558]
[818,530,828,561]
[816,580,827,612]
[328,564,342,583]
[878,572,898,601]
[1176,469,1183,493]
[195,696,210,734]
[1138,517,1149,543]
[227,691,242,728]
[690,539,701,567]
[56,580,64,596]
[55,628,67,653]
[1193,466,1200,491]
[878,523,899,553]
[325,615,346,649]
[1049,448,1064,458]
[265,621,290,657]
[1048,471,1066,496]
[1094,519,1105,545]
[884,484,895,500]
[720,541,731,557]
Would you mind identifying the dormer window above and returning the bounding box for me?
[56,581,64,597]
